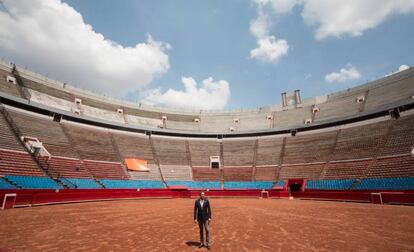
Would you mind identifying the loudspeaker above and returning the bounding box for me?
[389,108,400,120]
[53,113,62,122]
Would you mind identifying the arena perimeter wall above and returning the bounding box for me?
[0,189,413,208]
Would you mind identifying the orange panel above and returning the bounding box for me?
[125,158,149,172]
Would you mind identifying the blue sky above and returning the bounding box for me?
[0,0,413,110]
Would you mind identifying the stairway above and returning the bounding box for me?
[108,131,130,179]
[251,139,259,182]
[11,64,31,100]
[56,176,77,189]
[94,179,106,189]
[219,139,224,189]
[148,134,167,188]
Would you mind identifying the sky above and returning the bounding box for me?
[0,0,413,111]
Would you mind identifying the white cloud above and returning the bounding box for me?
[300,0,414,40]
[252,0,414,40]
[325,65,361,83]
[141,77,230,110]
[249,1,289,62]
[0,0,170,97]
[250,36,289,62]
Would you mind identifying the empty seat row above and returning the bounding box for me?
[355,177,414,190]
[306,179,355,190]
[274,180,286,187]
[223,181,273,189]
[166,181,221,189]
[5,175,62,189]
[64,178,101,189]
[100,179,164,189]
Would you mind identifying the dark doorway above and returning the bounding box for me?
[289,183,302,192]
[287,179,304,192]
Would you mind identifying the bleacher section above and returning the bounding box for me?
[160,165,192,181]
[128,164,162,180]
[0,60,413,193]
[256,137,283,166]
[323,160,373,179]
[100,179,164,189]
[0,149,44,176]
[192,167,221,181]
[62,123,118,162]
[2,61,412,133]
[0,110,26,152]
[366,155,414,178]
[111,132,155,163]
[313,92,364,122]
[223,139,255,166]
[283,131,337,164]
[6,108,79,158]
[152,137,189,165]
[166,181,220,189]
[84,160,127,180]
[45,157,90,178]
[274,107,311,128]
[364,72,414,111]
[6,175,62,189]
[306,179,355,190]
[355,177,414,190]
[224,181,273,189]
[332,120,391,160]
[188,139,220,166]
[380,115,414,156]
[254,166,277,181]
[223,167,253,181]
[278,163,324,180]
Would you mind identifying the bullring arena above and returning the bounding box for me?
[0,59,414,251]
[1,199,413,251]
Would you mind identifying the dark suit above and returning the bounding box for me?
[194,198,211,246]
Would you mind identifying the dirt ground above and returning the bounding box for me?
[0,198,413,252]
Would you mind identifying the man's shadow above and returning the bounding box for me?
[185,241,202,247]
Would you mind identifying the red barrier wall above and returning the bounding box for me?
[1,189,413,208]
[294,190,414,205]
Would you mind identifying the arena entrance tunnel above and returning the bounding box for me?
[287,179,305,193]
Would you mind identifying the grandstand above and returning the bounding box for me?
[0,60,413,204]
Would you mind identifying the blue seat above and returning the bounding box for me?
[224,181,273,189]
[65,178,101,189]
[306,179,355,190]
[274,180,286,187]
[100,179,164,189]
[5,175,63,189]
[166,181,221,189]
[355,177,414,190]
[0,178,16,189]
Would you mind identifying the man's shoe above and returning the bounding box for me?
[198,243,204,248]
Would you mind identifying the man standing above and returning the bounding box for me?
[194,191,212,249]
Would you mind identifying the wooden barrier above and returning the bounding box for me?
[0,189,413,209]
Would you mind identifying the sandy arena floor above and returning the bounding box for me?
[0,198,413,251]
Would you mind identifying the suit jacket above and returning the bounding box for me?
[194,198,211,222]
